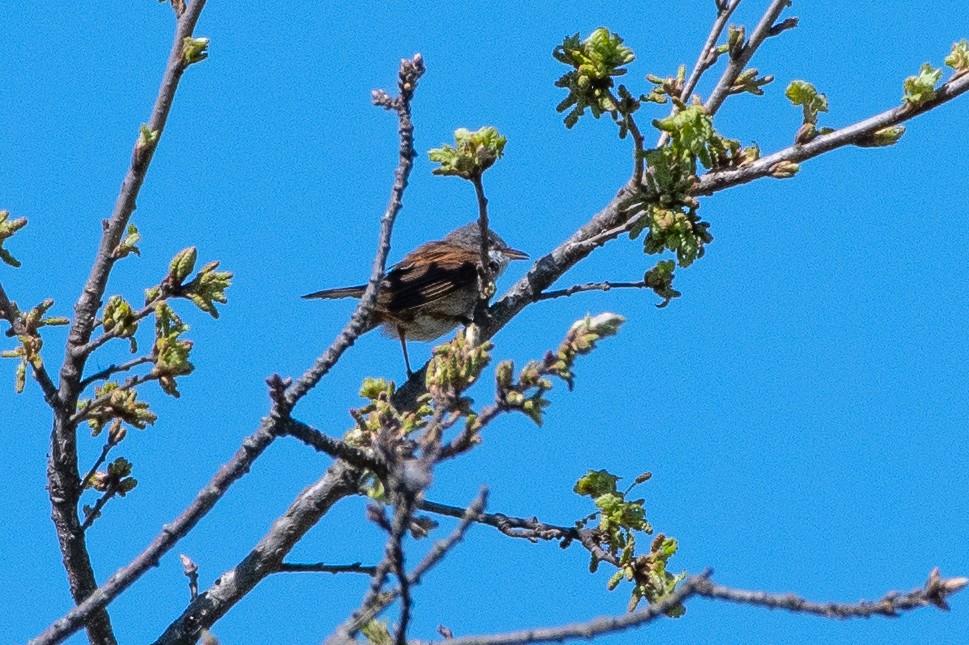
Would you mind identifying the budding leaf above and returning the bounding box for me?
[429,127,507,180]
[785,80,828,125]
[945,39,969,76]
[0,210,28,268]
[902,63,942,106]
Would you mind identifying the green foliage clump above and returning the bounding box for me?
[151,302,194,397]
[429,127,507,179]
[903,63,942,106]
[945,39,969,75]
[554,28,636,128]
[79,381,157,437]
[574,470,684,614]
[1,299,68,393]
[644,260,681,308]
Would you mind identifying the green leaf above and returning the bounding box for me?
[785,80,828,125]
[902,63,942,106]
[644,260,681,308]
[574,469,620,498]
[182,36,209,64]
[113,223,142,259]
[169,247,198,283]
[855,125,906,148]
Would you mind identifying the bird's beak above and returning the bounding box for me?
[503,247,529,261]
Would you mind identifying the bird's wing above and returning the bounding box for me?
[382,241,477,312]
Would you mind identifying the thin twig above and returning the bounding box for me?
[537,281,648,301]
[80,484,118,531]
[279,417,386,474]
[179,555,198,602]
[79,437,120,491]
[282,53,426,410]
[472,175,493,306]
[704,0,792,115]
[78,355,154,390]
[0,282,60,405]
[276,562,377,575]
[657,0,741,147]
[697,69,969,194]
[418,499,618,567]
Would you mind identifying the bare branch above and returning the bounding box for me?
[472,175,493,305]
[279,417,386,474]
[537,280,649,301]
[404,570,966,645]
[282,53,426,410]
[406,572,710,645]
[78,355,154,390]
[275,562,377,575]
[151,462,360,645]
[692,567,968,618]
[418,498,618,568]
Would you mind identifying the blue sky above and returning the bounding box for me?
[1,2,967,643]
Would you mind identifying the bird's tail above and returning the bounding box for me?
[301,286,366,300]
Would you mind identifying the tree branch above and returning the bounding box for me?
[279,417,386,474]
[275,562,377,575]
[418,499,618,568]
[282,53,425,410]
[29,420,279,645]
[151,461,360,645]
[697,69,969,194]
[403,569,966,645]
[537,280,649,301]
[44,4,209,643]
[704,0,792,115]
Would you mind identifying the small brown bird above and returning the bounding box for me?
[303,222,528,375]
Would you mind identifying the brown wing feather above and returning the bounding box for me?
[383,241,476,312]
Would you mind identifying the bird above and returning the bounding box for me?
[303,222,528,376]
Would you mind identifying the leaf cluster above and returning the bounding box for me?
[1,299,69,393]
[496,313,624,425]
[79,382,157,437]
[0,210,28,268]
[554,28,636,128]
[574,470,684,614]
[428,127,507,180]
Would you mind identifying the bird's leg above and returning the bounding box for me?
[397,325,414,378]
